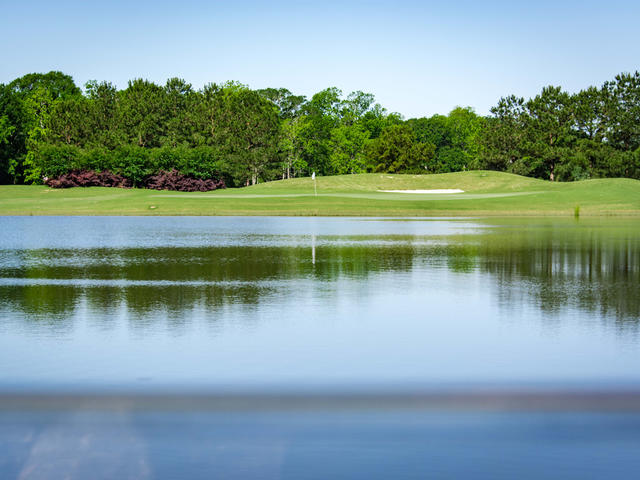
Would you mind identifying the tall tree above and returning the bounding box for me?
[446,107,482,167]
[571,86,606,142]
[477,95,528,173]
[367,124,435,173]
[46,97,91,146]
[298,87,342,175]
[118,79,167,148]
[9,71,81,100]
[163,77,197,147]
[0,84,21,183]
[329,123,369,174]
[84,80,119,148]
[279,117,306,179]
[340,91,375,125]
[213,86,281,185]
[2,72,81,183]
[360,104,401,140]
[525,86,573,181]
[257,88,306,119]
[602,71,640,152]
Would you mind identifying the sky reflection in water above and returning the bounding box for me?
[0,216,639,390]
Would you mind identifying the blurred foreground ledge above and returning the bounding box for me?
[2,389,640,412]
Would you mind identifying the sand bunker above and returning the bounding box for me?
[377,189,465,194]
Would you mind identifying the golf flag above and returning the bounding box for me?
[312,172,316,180]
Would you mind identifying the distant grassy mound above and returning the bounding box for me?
[241,171,546,194]
[1,171,639,216]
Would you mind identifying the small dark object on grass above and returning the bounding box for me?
[144,170,225,192]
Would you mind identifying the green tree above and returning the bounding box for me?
[367,124,435,173]
[279,117,307,179]
[257,88,306,119]
[118,79,167,148]
[84,80,120,148]
[257,88,308,178]
[602,71,640,152]
[477,95,528,173]
[571,86,605,142]
[9,71,81,100]
[213,86,281,185]
[20,85,58,183]
[446,107,482,168]
[0,84,25,183]
[329,123,369,174]
[0,110,16,183]
[46,96,91,146]
[407,115,449,147]
[341,91,375,125]
[525,86,573,181]
[298,87,342,175]
[408,108,482,173]
[1,72,81,183]
[161,78,200,147]
[0,115,13,145]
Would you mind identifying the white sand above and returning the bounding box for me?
[377,189,465,194]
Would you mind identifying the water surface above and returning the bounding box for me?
[2,216,640,479]
[1,216,638,391]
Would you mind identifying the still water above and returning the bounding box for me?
[1,216,638,390]
[1,216,640,479]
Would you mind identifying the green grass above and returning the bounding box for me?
[1,170,639,216]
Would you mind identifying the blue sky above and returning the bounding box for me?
[1,0,638,118]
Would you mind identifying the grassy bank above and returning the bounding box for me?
[0,171,639,216]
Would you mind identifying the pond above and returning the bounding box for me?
[1,216,639,479]
[1,216,639,390]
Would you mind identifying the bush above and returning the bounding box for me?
[144,170,225,191]
[110,146,151,187]
[45,170,131,188]
[82,147,112,172]
[45,169,226,191]
[35,144,229,187]
[33,144,82,179]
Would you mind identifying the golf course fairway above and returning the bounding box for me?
[0,171,639,216]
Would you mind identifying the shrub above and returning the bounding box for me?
[36,144,228,188]
[45,169,225,191]
[45,170,131,188]
[144,170,225,192]
[33,144,82,179]
[111,146,151,187]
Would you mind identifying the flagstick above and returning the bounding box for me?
[311,172,317,265]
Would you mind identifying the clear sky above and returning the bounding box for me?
[1,0,638,118]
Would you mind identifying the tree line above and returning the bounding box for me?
[0,70,639,187]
